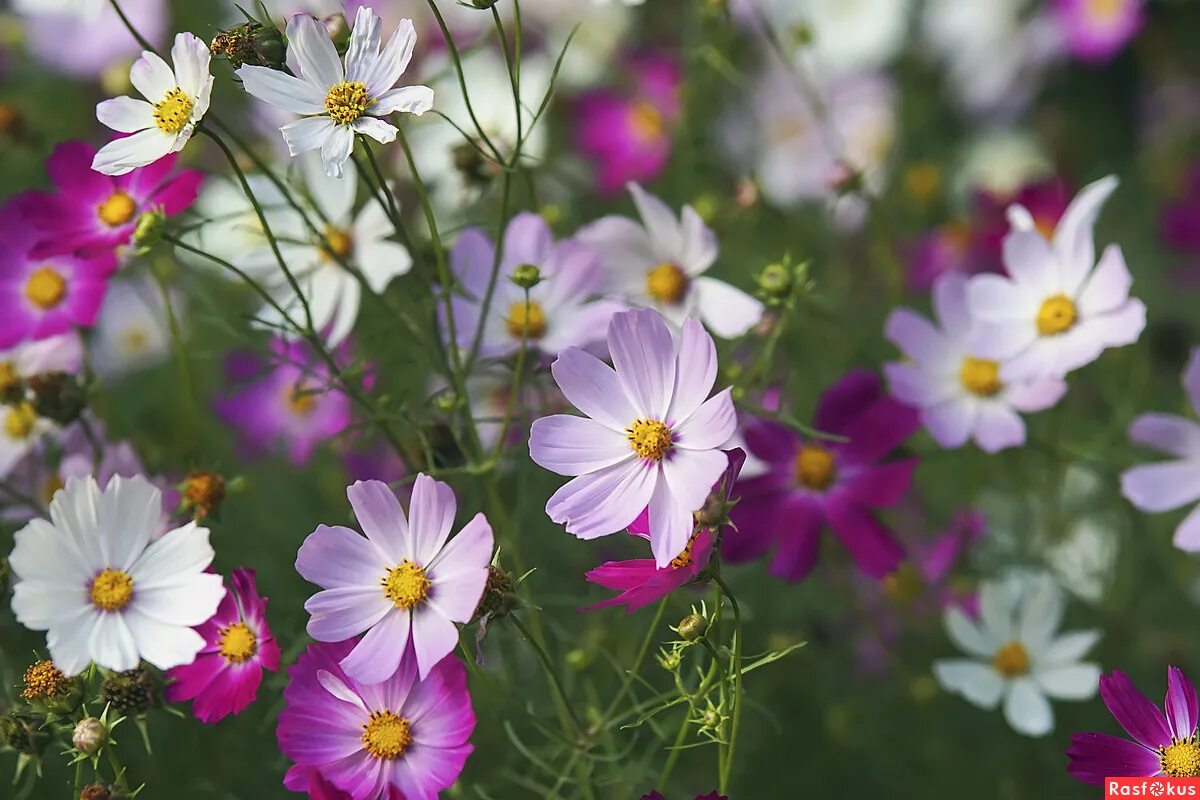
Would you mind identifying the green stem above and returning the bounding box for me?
[148,263,199,436]
[491,287,533,462]
[422,0,503,161]
[601,598,668,721]
[713,574,744,794]
[107,0,156,54]
[511,615,582,735]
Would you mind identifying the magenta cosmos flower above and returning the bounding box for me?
[0,200,117,349]
[1053,0,1143,63]
[585,450,744,612]
[1067,667,1200,784]
[724,370,920,581]
[278,641,475,800]
[574,52,681,195]
[215,337,352,465]
[166,568,280,723]
[21,141,202,260]
[529,308,737,567]
[297,476,493,682]
[444,212,621,359]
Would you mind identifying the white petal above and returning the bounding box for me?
[1053,175,1118,294]
[129,50,174,103]
[96,97,154,133]
[320,124,356,178]
[944,607,996,658]
[351,116,398,145]
[692,277,764,339]
[170,32,211,101]
[1034,663,1101,701]
[287,12,344,87]
[629,182,683,261]
[343,6,382,85]
[46,609,99,676]
[1004,678,1054,736]
[281,116,337,158]
[122,607,209,670]
[933,659,1004,708]
[361,18,417,98]
[237,65,326,114]
[129,522,215,588]
[373,85,434,116]
[91,129,174,176]
[88,612,140,672]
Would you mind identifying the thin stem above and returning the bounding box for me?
[422,0,503,161]
[511,615,583,735]
[107,0,157,54]
[357,138,410,245]
[148,264,199,435]
[601,599,668,721]
[713,574,744,795]
[491,286,533,462]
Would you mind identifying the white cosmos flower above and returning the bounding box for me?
[240,153,412,345]
[933,572,1100,737]
[92,33,213,176]
[89,277,178,382]
[8,475,225,675]
[238,7,434,178]
[966,175,1146,381]
[576,183,764,338]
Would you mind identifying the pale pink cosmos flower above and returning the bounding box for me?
[296,476,494,682]
[884,273,1067,453]
[1121,348,1200,551]
[529,308,737,567]
[966,176,1146,381]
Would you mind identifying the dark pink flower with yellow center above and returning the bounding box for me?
[21,140,202,260]
[1068,667,1200,784]
[574,52,681,195]
[723,370,920,581]
[0,199,117,349]
[166,568,281,724]
[277,642,475,800]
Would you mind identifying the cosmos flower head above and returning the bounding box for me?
[577,184,763,338]
[1052,0,1144,63]
[21,141,202,261]
[933,572,1100,737]
[167,568,281,724]
[530,308,737,567]
[297,476,494,682]
[1068,666,1200,784]
[238,7,434,178]
[725,370,919,581]
[8,474,225,675]
[277,642,475,800]
[885,272,1068,453]
[93,32,213,176]
[444,212,622,359]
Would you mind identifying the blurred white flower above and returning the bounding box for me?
[93,33,213,175]
[89,277,179,382]
[238,8,434,178]
[933,572,1100,737]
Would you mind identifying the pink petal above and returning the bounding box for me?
[528,415,634,476]
[347,480,409,563]
[666,317,717,423]
[672,389,737,450]
[407,474,457,565]
[550,347,638,432]
[607,308,676,420]
[1121,460,1200,513]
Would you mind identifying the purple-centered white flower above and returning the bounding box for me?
[296,476,493,682]
[237,7,434,178]
[577,183,763,339]
[1121,348,1200,551]
[966,175,1146,381]
[529,308,737,567]
[884,273,1067,453]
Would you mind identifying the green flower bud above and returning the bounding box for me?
[510,263,542,290]
[132,209,166,251]
[1,710,49,755]
[72,717,106,756]
[676,613,707,642]
[757,262,793,299]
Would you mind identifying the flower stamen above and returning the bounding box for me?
[959,356,1003,397]
[505,300,547,339]
[991,641,1030,678]
[1036,294,1077,336]
[218,622,257,664]
[325,81,372,125]
[361,710,412,760]
[97,192,137,227]
[645,262,688,304]
[626,418,672,461]
[90,568,134,612]
[382,561,430,610]
[794,445,835,490]
[154,87,195,135]
[25,267,67,310]
[1160,736,1200,777]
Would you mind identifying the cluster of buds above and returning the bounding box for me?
[99,668,159,718]
[210,11,286,70]
[178,469,228,521]
[755,255,813,308]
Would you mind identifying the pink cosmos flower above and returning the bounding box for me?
[584,450,744,612]
[20,0,166,79]
[166,568,281,724]
[1161,164,1200,261]
[966,175,1146,381]
[1053,0,1144,63]
[214,337,352,465]
[0,200,117,349]
[529,308,738,567]
[1121,348,1200,550]
[444,212,622,359]
[574,52,681,195]
[1067,667,1198,785]
[885,273,1067,453]
[21,141,202,260]
[277,642,475,800]
[723,370,920,581]
[296,476,494,682]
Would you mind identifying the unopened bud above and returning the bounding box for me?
[676,613,706,641]
[27,372,87,426]
[757,262,793,299]
[80,785,113,800]
[133,209,166,251]
[72,717,106,756]
[510,263,542,290]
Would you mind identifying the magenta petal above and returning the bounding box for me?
[1166,666,1199,740]
[840,459,917,508]
[825,497,905,579]
[768,495,824,582]
[1099,670,1173,750]
[1067,732,1160,786]
[813,370,883,436]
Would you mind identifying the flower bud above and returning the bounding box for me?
[471,565,517,624]
[27,372,87,426]
[72,718,106,756]
[510,264,542,290]
[100,668,158,717]
[757,262,793,300]
[1,710,49,755]
[81,785,115,800]
[676,613,707,642]
[323,13,351,53]
[132,208,166,251]
[453,142,492,188]
[179,470,227,521]
[22,659,83,713]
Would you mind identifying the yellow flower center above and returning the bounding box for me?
[1086,0,1122,22]
[959,356,1003,397]
[1036,294,1077,336]
[361,710,412,760]
[21,660,67,701]
[285,384,317,416]
[4,403,38,440]
[669,532,701,570]
[90,568,134,612]
[629,100,665,142]
[1160,737,1200,778]
[645,262,688,304]
[626,418,672,461]
[382,561,430,610]
[218,622,258,664]
[903,162,942,204]
[97,191,137,227]
[122,328,151,355]
[794,445,835,490]
[991,641,1030,678]
[505,300,547,339]
[41,474,64,504]
[154,87,195,135]
[24,267,67,310]
[0,361,16,394]
[322,226,354,261]
[325,81,372,125]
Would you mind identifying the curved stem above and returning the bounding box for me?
[107,0,157,54]
[713,574,744,795]
[511,615,582,735]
